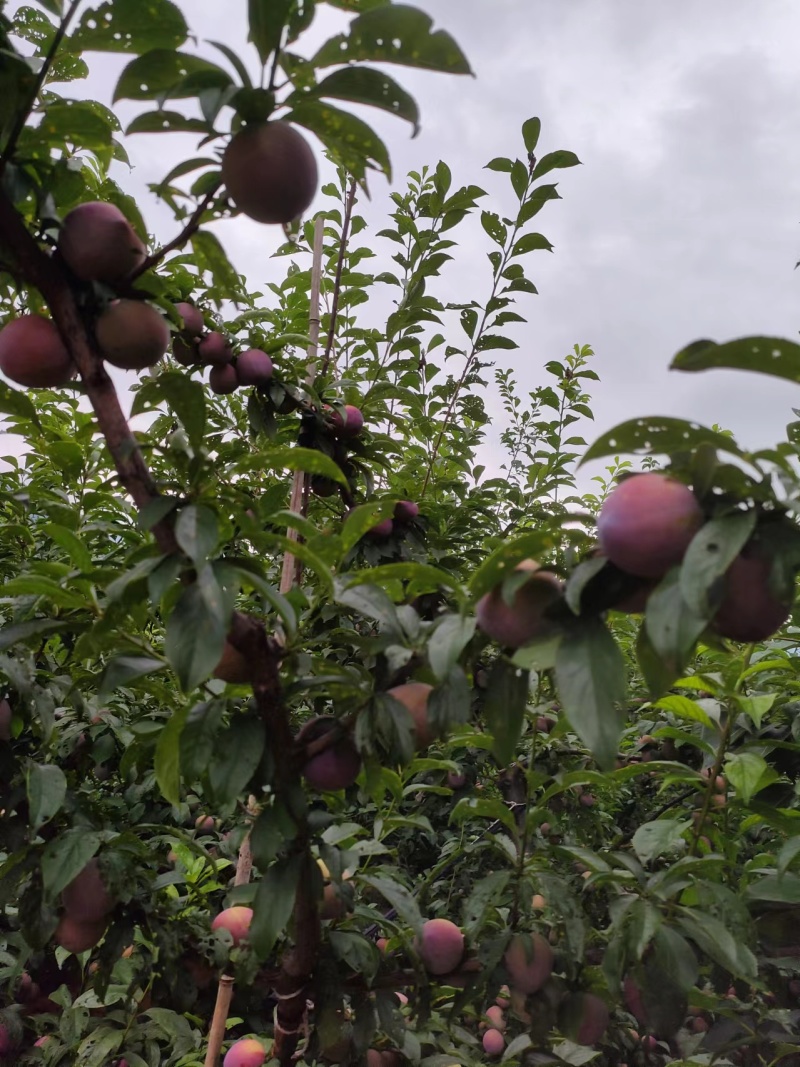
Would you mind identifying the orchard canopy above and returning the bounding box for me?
[3,3,800,1067]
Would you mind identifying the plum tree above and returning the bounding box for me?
[223,1038,267,1067]
[0,314,74,387]
[54,914,107,954]
[298,717,361,791]
[416,918,465,974]
[222,122,318,224]
[330,404,365,438]
[557,992,609,1045]
[210,364,239,394]
[482,1029,505,1056]
[503,932,554,994]
[476,560,563,648]
[393,500,420,522]
[61,858,114,923]
[57,201,145,284]
[199,331,233,366]
[712,544,793,642]
[95,300,169,370]
[386,681,435,748]
[236,349,274,386]
[597,472,703,578]
[212,906,253,945]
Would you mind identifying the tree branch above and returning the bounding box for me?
[320,176,357,378]
[130,180,222,280]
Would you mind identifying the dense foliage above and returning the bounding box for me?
[3,3,800,1067]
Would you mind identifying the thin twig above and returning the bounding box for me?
[131,180,222,279]
[280,215,325,595]
[320,176,357,378]
[0,0,83,173]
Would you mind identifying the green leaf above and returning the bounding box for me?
[428,614,475,682]
[180,699,225,783]
[41,524,92,571]
[745,873,800,904]
[126,110,212,135]
[287,99,391,181]
[360,874,423,937]
[511,231,552,256]
[470,529,562,599]
[521,116,541,154]
[518,183,561,224]
[99,656,166,700]
[175,505,218,564]
[329,931,380,984]
[208,716,266,805]
[306,66,419,134]
[132,371,207,449]
[724,751,776,804]
[164,567,233,691]
[555,617,627,770]
[336,579,401,636]
[250,853,303,958]
[463,870,511,938]
[69,0,188,53]
[113,50,231,102]
[190,229,239,298]
[631,819,689,865]
[154,704,188,806]
[313,4,472,75]
[247,0,292,63]
[531,149,581,179]
[582,415,744,464]
[0,380,41,428]
[645,570,711,683]
[0,618,71,652]
[483,659,529,767]
[340,501,397,552]
[653,694,715,728]
[41,829,101,899]
[261,445,348,486]
[734,692,776,728]
[26,763,66,833]
[451,795,518,836]
[679,512,755,615]
[676,908,757,980]
[672,335,800,384]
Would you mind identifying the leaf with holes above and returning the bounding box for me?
[287,99,391,181]
[581,416,744,464]
[69,0,188,53]
[679,512,756,616]
[672,335,800,384]
[306,66,420,134]
[114,50,231,102]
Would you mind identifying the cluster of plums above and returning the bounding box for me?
[475,472,795,650]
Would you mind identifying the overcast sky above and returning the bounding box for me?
[7,0,800,483]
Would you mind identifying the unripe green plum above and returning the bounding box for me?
[416,918,465,975]
[236,349,274,386]
[212,905,253,945]
[503,932,554,994]
[95,300,169,370]
[387,682,435,748]
[476,560,563,648]
[223,1038,266,1067]
[61,858,114,923]
[712,545,793,642]
[597,472,703,578]
[55,914,107,953]
[482,1029,505,1056]
[0,315,74,387]
[222,122,318,224]
[58,201,145,283]
[330,404,364,438]
[558,992,609,1045]
[210,364,239,394]
[299,719,361,792]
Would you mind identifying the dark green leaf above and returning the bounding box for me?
[250,853,303,958]
[154,704,188,806]
[645,570,711,683]
[340,501,397,552]
[248,0,293,64]
[521,116,541,153]
[208,716,266,805]
[470,530,562,598]
[531,149,581,179]
[114,50,231,102]
[360,874,423,937]
[518,183,560,224]
[511,232,552,256]
[555,617,627,770]
[69,0,188,53]
[0,618,71,652]
[336,579,401,637]
[190,229,240,297]
[631,819,689,865]
[164,566,233,691]
[99,656,166,699]
[261,445,348,486]
[676,908,757,980]
[26,763,66,833]
[313,4,472,75]
[582,415,744,464]
[175,505,218,564]
[483,659,529,767]
[287,99,391,181]
[180,699,225,783]
[679,512,756,615]
[306,66,419,134]
[672,335,800,384]
[330,931,380,984]
[41,829,101,899]
[126,110,212,134]
[463,870,511,938]
[428,614,475,682]
[0,381,41,428]
[745,873,800,904]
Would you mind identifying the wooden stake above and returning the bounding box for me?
[203,975,234,1067]
[280,215,326,595]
